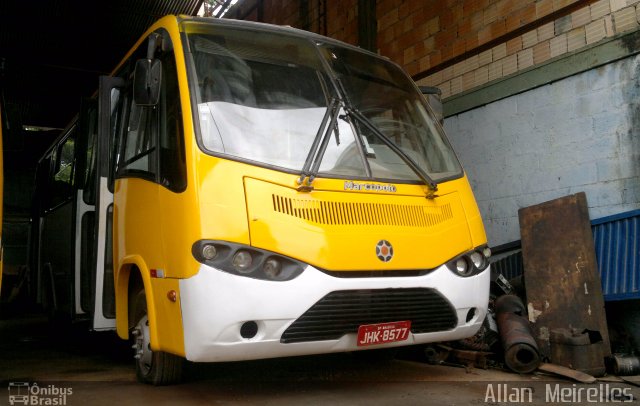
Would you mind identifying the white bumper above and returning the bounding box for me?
[179,263,490,362]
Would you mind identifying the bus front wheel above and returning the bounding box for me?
[131,289,183,385]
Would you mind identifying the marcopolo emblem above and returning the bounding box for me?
[376,240,394,262]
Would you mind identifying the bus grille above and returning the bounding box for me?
[281,288,458,343]
[272,195,453,227]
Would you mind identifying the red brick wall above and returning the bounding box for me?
[226,0,584,74]
[224,0,639,97]
[376,0,584,77]
[224,0,359,45]
[327,0,359,44]
[224,0,299,25]
[262,0,299,25]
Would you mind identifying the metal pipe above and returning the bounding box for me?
[495,295,541,374]
[612,354,640,376]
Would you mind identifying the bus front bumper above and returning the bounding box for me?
[179,263,490,362]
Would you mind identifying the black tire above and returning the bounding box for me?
[131,289,183,385]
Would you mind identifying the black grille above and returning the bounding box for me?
[281,288,458,344]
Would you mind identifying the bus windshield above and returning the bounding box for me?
[186,24,462,183]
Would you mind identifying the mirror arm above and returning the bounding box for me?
[146,33,162,60]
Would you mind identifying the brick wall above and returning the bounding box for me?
[377,0,567,78]
[326,0,359,43]
[224,0,359,44]
[417,0,640,97]
[224,0,299,25]
[226,1,640,99]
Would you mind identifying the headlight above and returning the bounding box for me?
[469,251,485,269]
[232,250,253,273]
[263,257,282,279]
[202,244,218,260]
[447,245,491,277]
[192,240,305,281]
[455,257,471,276]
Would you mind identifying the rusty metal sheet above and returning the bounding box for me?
[519,193,611,365]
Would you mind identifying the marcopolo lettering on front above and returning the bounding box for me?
[344,181,397,192]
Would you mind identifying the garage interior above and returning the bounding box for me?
[1,0,639,400]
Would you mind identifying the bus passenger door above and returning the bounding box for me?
[90,76,125,330]
[73,99,96,317]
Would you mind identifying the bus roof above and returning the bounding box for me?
[177,15,386,61]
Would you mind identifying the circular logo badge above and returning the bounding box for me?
[376,240,394,262]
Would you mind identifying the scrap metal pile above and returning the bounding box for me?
[414,193,639,383]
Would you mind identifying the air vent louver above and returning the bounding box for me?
[272,195,452,227]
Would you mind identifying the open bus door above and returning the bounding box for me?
[70,95,115,329]
[85,76,124,330]
[0,104,4,297]
[32,78,122,329]
[73,99,101,323]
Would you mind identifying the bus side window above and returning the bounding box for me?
[121,91,157,178]
[117,34,165,182]
[50,129,76,207]
[34,156,52,214]
[158,47,186,192]
[109,86,128,190]
[117,30,186,191]
[82,107,98,205]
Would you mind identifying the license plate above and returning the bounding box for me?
[356,320,411,347]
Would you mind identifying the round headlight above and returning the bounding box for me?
[263,258,282,279]
[456,257,470,275]
[202,244,218,260]
[232,250,253,273]
[470,251,485,269]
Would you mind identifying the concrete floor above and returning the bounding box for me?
[1,314,637,405]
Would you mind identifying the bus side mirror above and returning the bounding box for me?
[133,59,162,106]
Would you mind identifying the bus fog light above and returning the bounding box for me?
[202,244,218,260]
[233,250,253,273]
[263,258,282,279]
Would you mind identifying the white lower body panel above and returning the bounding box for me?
[179,264,490,362]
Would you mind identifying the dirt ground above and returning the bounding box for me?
[1,314,637,405]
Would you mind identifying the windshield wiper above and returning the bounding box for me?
[347,107,439,197]
[296,98,439,197]
[297,97,341,191]
[332,74,438,197]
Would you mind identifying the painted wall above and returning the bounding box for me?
[445,53,640,246]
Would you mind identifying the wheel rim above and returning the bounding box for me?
[133,315,153,375]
